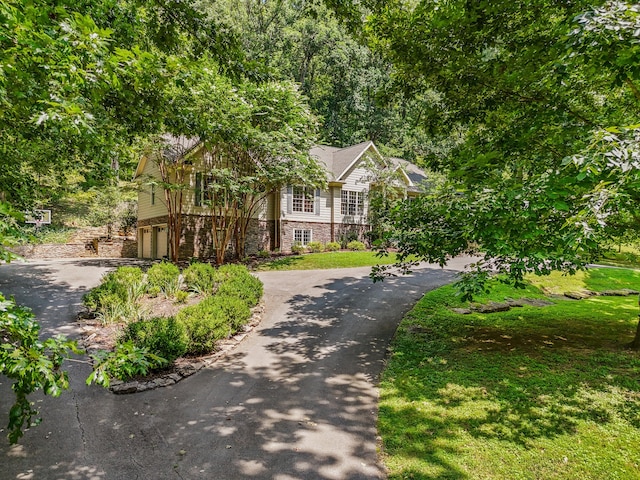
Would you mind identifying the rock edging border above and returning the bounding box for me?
[82,303,265,395]
[450,289,639,315]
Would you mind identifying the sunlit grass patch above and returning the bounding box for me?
[380,267,640,480]
[256,251,406,270]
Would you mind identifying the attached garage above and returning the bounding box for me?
[140,227,152,258]
[155,225,168,259]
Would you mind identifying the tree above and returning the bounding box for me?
[340,0,640,344]
[157,62,324,263]
[0,0,244,441]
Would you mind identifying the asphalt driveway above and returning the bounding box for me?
[0,257,472,479]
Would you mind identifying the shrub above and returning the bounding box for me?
[83,266,145,311]
[175,299,232,355]
[174,290,189,304]
[216,271,263,307]
[325,241,341,252]
[121,317,188,363]
[257,250,271,259]
[291,242,305,254]
[88,341,168,386]
[213,263,251,283]
[146,261,180,297]
[306,241,324,253]
[209,294,251,330]
[183,262,217,295]
[347,240,366,251]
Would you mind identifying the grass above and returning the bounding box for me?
[379,267,640,480]
[600,245,640,269]
[256,250,406,270]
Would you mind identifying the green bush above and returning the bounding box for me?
[347,240,366,251]
[216,271,263,307]
[291,242,305,254]
[213,263,251,283]
[210,294,251,330]
[257,250,271,259]
[325,241,341,252]
[121,317,188,363]
[183,262,217,295]
[174,290,189,304]
[307,241,324,253]
[83,266,145,311]
[88,341,168,385]
[175,299,232,355]
[146,261,180,297]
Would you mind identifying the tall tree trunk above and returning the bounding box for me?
[628,317,640,350]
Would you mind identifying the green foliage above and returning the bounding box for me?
[175,298,233,355]
[174,290,189,304]
[146,261,181,298]
[94,293,143,326]
[325,241,341,252]
[379,268,640,479]
[215,269,263,308]
[182,262,217,295]
[87,341,168,387]
[0,294,80,443]
[291,242,306,254]
[306,241,324,253]
[346,240,366,251]
[210,294,251,330]
[22,225,75,245]
[83,266,145,323]
[121,317,188,364]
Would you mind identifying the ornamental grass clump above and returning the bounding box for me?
[83,266,145,324]
[183,262,217,295]
[146,261,181,298]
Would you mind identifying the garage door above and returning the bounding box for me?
[155,226,168,259]
[141,227,152,258]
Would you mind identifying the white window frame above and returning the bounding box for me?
[292,186,315,213]
[293,228,312,246]
[341,190,364,216]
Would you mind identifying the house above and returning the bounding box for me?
[133,138,426,260]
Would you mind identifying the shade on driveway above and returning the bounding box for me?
[0,257,472,479]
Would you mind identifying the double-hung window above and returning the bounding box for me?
[195,172,213,206]
[294,229,312,246]
[292,186,315,213]
[341,190,364,216]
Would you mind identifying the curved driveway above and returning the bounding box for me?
[0,257,472,480]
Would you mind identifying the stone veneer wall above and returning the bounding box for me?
[140,215,272,260]
[280,220,371,253]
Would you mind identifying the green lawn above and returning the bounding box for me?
[379,268,640,480]
[255,250,404,270]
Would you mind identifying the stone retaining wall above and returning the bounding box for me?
[11,239,138,259]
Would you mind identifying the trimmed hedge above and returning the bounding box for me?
[121,317,189,363]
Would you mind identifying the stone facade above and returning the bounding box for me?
[280,220,370,252]
[140,214,273,261]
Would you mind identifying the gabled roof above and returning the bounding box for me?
[310,140,382,182]
[134,137,428,192]
[133,135,202,180]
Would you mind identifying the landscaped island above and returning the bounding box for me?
[81,262,263,389]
